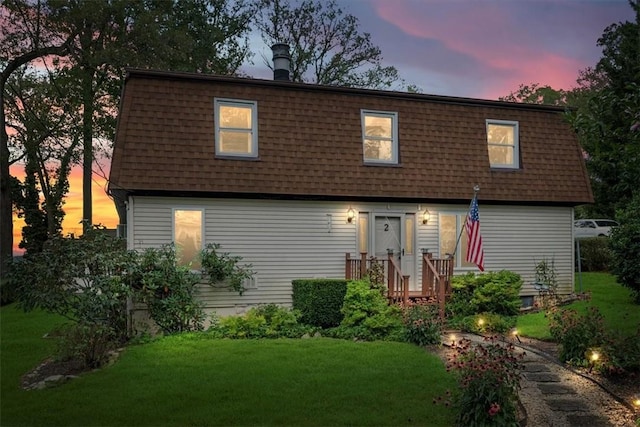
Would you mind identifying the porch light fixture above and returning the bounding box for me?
[422,209,431,224]
[347,207,355,223]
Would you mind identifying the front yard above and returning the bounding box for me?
[0,305,456,426]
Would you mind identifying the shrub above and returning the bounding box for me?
[292,279,347,328]
[576,237,613,272]
[548,306,607,365]
[134,245,206,335]
[401,299,442,346]
[609,193,640,302]
[445,337,524,427]
[331,279,404,341]
[54,322,116,369]
[200,243,254,295]
[447,271,522,318]
[210,304,311,339]
[8,227,140,366]
[601,327,640,375]
[454,313,517,335]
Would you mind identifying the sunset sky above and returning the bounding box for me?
[10,0,636,254]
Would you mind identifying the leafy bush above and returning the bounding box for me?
[445,337,524,427]
[134,245,206,335]
[8,228,138,367]
[609,193,640,302]
[548,306,607,365]
[601,328,640,375]
[210,304,311,338]
[330,279,404,341]
[401,300,442,346]
[454,312,517,335]
[54,322,116,369]
[576,237,613,272]
[200,243,254,295]
[447,271,522,318]
[292,279,347,328]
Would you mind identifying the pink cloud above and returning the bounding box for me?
[369,0,629,99]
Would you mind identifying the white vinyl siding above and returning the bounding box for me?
[128,198,575,313]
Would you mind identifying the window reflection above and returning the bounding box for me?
[174,209,202,269]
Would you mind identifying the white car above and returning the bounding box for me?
[574,219,619,238]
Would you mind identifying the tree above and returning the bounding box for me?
[255,0,401,89]
[1,0,77,279]
[5,67,80,255]
[567,0,640,218]
[2,0,255,269]
[45,0,254,231]
[499,83,568,106]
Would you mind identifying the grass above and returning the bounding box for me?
[517,272,640,340]
[0,306,456,426]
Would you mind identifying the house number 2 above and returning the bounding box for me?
[384,224,389,231]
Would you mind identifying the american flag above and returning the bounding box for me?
[465,196,484,271]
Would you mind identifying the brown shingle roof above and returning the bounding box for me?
[109,69,593,206]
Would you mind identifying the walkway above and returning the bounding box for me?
[442,332,637,427]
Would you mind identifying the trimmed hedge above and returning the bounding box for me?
[292,279,347,328]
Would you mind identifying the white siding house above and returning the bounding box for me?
[126,196,576,315]
[109,68,593,316]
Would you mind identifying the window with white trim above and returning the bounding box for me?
[214,98,258,157]
[439,213,475,269]
[362,110,398,164]
[173,208,203,269]
[486,119,519,168]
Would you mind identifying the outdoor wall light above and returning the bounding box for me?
[422,209,431,224]
[347,207,355,223]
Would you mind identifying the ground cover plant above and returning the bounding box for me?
[0,304,456,427]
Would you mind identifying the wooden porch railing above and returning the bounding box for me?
[386,252,410,304]
[345,251,453,320]
[421,252,454,319]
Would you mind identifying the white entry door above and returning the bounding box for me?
[374,215,416,289]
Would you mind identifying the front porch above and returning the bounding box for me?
[345,251,454,319]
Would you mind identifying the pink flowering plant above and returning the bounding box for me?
[444,336,525,426]
[400,298,443,346]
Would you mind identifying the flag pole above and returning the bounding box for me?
[452,185,480,257]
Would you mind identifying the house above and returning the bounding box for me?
[108,60,592,316]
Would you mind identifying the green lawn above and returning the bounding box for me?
[0,305,456,427]
[517,272,640,340]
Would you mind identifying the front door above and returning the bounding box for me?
[374,215,416,289]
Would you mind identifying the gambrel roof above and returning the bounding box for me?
[109,69,593,206]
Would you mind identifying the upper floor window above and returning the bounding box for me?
[173,208,203,269]
[362,110,398,164]
[214,98,258,158]
[486,119,519,168]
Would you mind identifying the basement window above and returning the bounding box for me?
[214,98,258,158]
[486,119,519,169]
[362,110,398,164]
